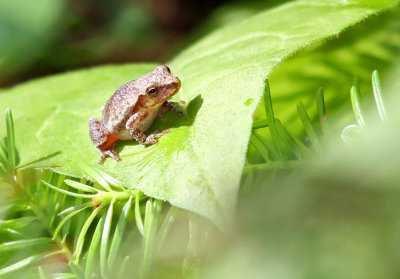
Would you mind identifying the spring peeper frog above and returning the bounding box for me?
[89,65,184,164]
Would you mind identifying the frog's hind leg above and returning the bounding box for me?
[89,117,108,147]
[89,117,121,164]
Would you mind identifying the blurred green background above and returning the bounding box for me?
[0,0,288,88]
[2,0,400,278]
[0,0,213,86]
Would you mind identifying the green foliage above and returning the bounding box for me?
[257,6,400,137]
[0,109,17,175]
[0,161,182,278]
[0,67,394,279]
[0,1,397,228]
[202,66,400,279]
[0,0,64,83]
[1,1,400,278]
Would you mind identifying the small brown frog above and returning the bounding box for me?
[89,65,184,164]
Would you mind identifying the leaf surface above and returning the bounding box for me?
[0,0,398,227]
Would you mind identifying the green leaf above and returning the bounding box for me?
[53,204,91,240]
[73,206,102,264]
[5,108,16,170]
[156,206,178,250]
[117,256,131,279]
[100,199,114,276]
[0,228,26,239]
[53,273,77,279]
[315,88,331,138]
[58,202,93,216]
[182,219,201,277]
[0,216,37,229]
[262,7,400,135]
[107,197,132,272]
[38,266,48,279]
[0,237,51,253]
[88,165,125,191]
[316,88,326,122]
[0,250,62,276]
[0,142,8,171]
[140,199,162,278]
[250,131,271,163]
[252,119,269,130]
[85,213,105,279]
[68,263,84,279]
[64,179,98,193]
[135,191,144,236]
[77,162,112,192]
[263,79,282,158]
[371,70,387,121]
[42,180,96,199]
[297,101,321,153]
[275,119,306,159]
[0,1,398,226]
[350,82,367,129]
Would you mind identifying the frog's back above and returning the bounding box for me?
[102,80,140,133]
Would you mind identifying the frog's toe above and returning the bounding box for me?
[98,149,122,164]
[99,155,106,165]
[144,135,159,145]
[155,129,170,137]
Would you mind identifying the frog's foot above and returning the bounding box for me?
[144,130,170,145]
[99,149,121,165]
[159,101,186,119]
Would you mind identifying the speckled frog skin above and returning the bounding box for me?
[89,65,184,164]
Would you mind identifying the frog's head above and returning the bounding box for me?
[139,65,181,108]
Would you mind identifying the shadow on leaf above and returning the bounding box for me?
[116,94,203,151]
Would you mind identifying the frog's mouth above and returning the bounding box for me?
[159,79,181,100]
[172,78,181,93]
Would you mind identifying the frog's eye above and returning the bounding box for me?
[146,87,158,97]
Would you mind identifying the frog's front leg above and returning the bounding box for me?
[89,117,121,164]
[126,112,169,145]
[158,101,185,120]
